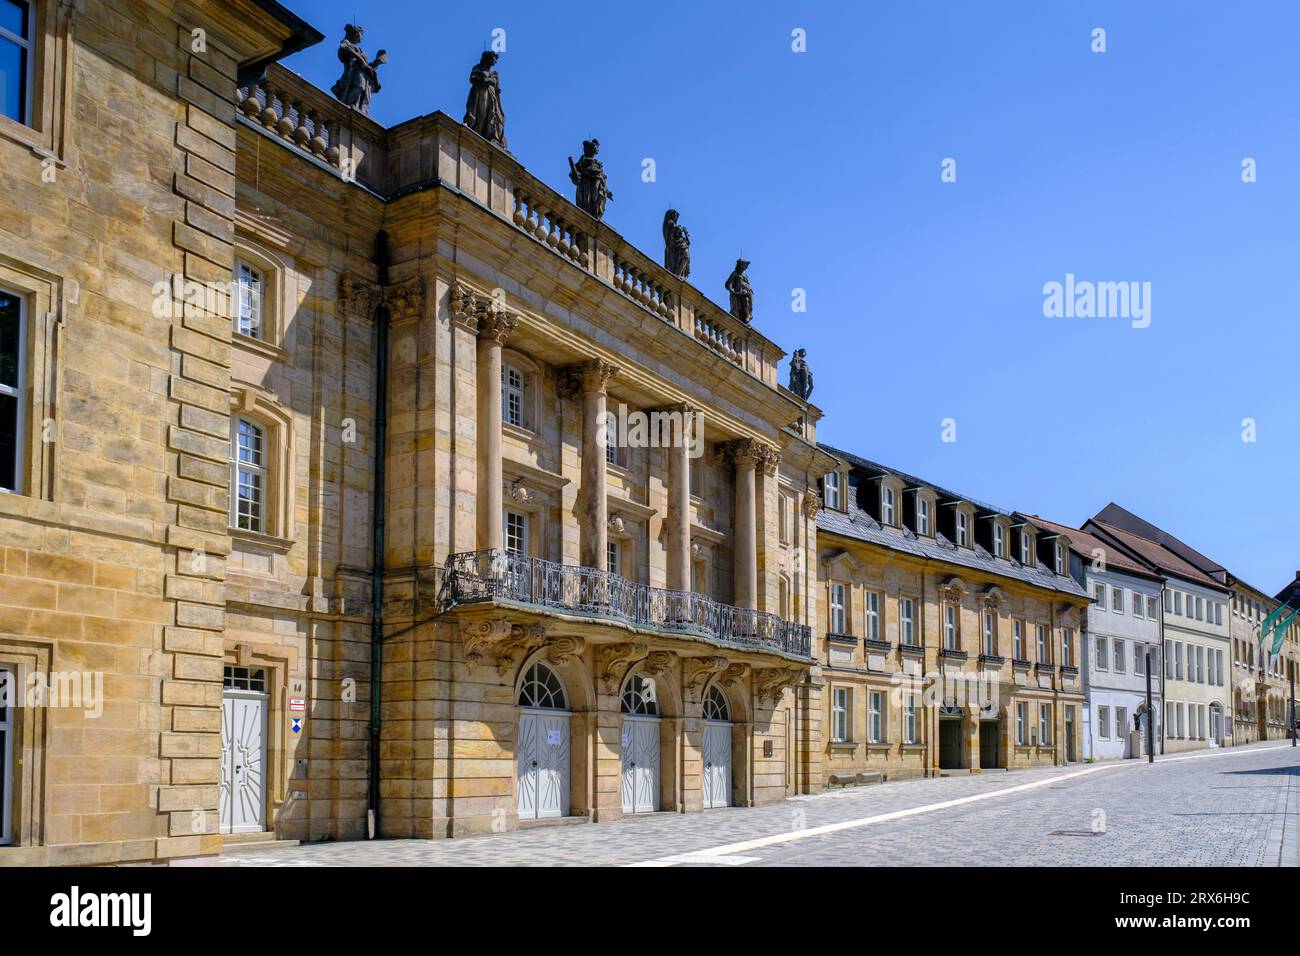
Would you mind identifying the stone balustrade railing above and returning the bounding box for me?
[238,65,786,387]
[235,64,387,188]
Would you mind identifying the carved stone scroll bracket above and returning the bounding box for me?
[449,281,520,342]
[684,656,728,695]
[753,666,804,703]
[717,662,748,688]
[801,489,822,518]
[460,617,546,676]
[339,272,381,321]
[546,636,585,669]
[642,650,674,679]
[597,640,649,693]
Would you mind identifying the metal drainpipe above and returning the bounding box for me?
[1157,582,1166,755]
[367,229,390,838]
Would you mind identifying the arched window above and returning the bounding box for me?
[703,685,730,722]
[502,363,525,428]
[620,673,659,716]
[230,417,265,532]
[517,662,567,710]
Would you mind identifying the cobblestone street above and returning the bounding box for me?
[231,740,1300,867]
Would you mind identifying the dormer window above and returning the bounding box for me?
[1054,543,1064,575]
[823,470,840,510]
[955,511,968,547]
[993,523,1005,558]
[882,486,895,526]
[917,497,930,535]
[1020,532,1032,566]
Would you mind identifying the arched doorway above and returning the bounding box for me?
[516,662,570,819]
[702,685,732,808]
[620,673,661,813]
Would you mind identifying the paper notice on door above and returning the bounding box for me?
[546,729,562,747]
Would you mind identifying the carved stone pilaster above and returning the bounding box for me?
[338,272,380,320]
[547,636,585,668]
[685,656,728,693]
[597,640,648,692]
[449,281,520,343]
[753,665,804,702]
[460,617,546,675]
[801,489,822,518]
[560,358,619,398]
[385,276,425,321]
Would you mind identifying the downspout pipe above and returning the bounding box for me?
[367,229,390,837]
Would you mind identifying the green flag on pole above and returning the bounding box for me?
[1270,606,1297,658]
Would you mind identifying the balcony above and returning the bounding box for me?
[439,549,811,659]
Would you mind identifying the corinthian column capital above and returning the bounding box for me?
[563,358,619,396]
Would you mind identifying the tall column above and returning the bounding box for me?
[731,440,762,610]
[475,308,518,551]
[666,404,695,592]
[574,359,619,569]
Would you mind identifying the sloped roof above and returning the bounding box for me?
[815,451,1088,599]
[1093,503,1227,581]
[1024,515,1162,581]
[1085,520,1227,592]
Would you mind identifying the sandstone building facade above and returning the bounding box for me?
[812,447,1090,783]
[0,0,827,863]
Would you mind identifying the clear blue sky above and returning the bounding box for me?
[281,0,1300,594]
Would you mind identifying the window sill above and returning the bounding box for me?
[865,742,891,752]
[899,644,925,657]
[233,331,288,362]
[502,421,540,444]
[828,741,857,752]
[900,743,925,752]
[230,527,295,554]
[1012,659,1031,669]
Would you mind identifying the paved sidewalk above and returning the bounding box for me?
[231,741,1299,867]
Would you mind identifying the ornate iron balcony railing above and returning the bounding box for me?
[440,549,811,659]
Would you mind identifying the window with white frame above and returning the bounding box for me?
[993,523,1005,558]
[944,604,958,650]
[868,690,883,743]
[831,686,850,743]
[1164,640,1173,678]
[230,417,265,532]
[904,694,918,744]
[1215,648,1224,686]
[1036,623,1047,663]
[882,486,895,526]
[0,0,32,125]
[1112,587,1124,613]
[1195,645,1204,683]
[1132,595,1143,620]
[1039,703,1052,745]
[1195,596,1204,621]
[1054,543,1064,574]
[1016,702,1028,745]
[1214,603,1222,626]
[1062,626,1073,667]
[900,597,915,646]
[1013,619,1024,659]
[504,509,529,554]
[1174,591,1182,615]
[0,664,10,845]
[0,286,22,493]
[955,511,968,547]
[606,539,621,575]
[830,582,846,634]
[502,363,525,428]
[1020,532,1031,565]
[982,610,995,656]
[1164,590,1172,613]
[823,470,840,510]
[1146,595,1157,619]
[1094,583,1104,607]
[1174,642,1183,680]
[1113,638,1125,673]
[1134,642,1144,675]
[1098,704,1111,739]
[1116,706,1128,739]
[234,260,263,339]
[866,591,880,642]
[1095,635,1108,671]
[916,497,930,535]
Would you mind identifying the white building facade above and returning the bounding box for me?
[1083,566,1165,760]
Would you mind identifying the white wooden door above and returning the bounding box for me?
[517,710,570,819]
[220,692,266,833]
[702,720,731,808]
[620,716,660,813]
